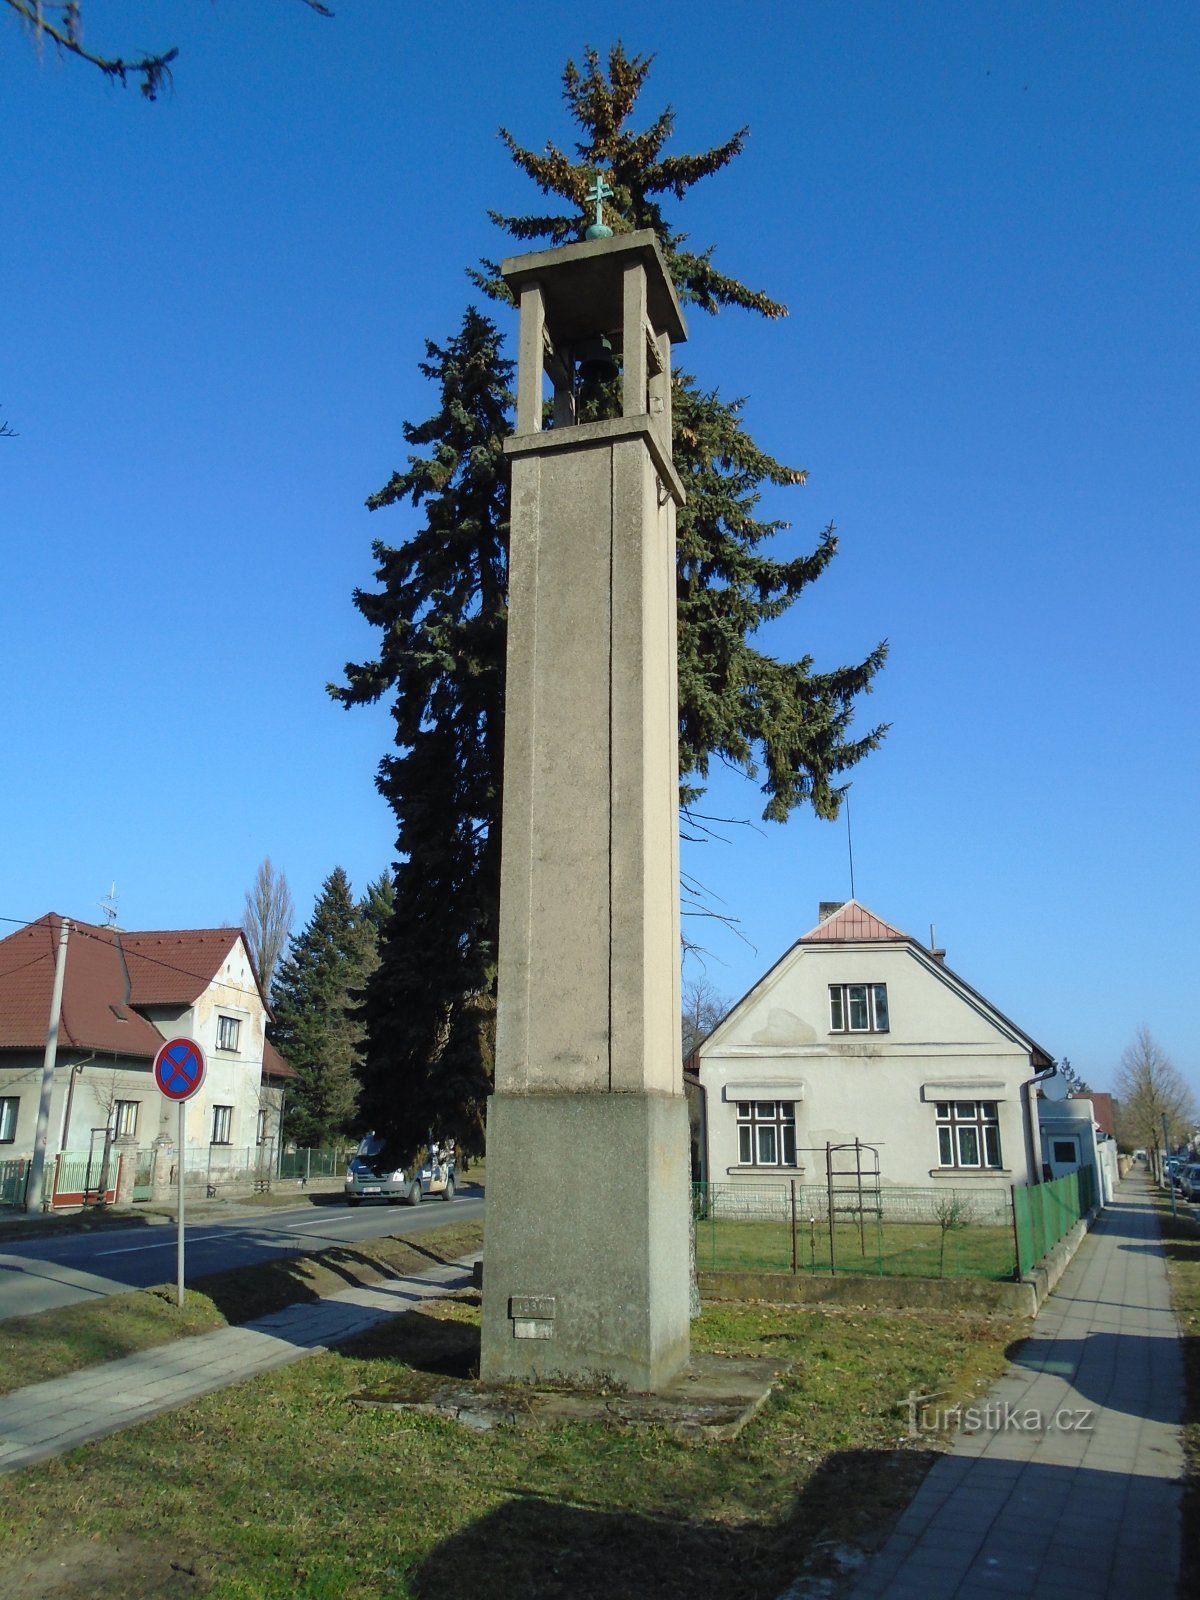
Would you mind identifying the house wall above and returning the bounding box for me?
[696,941,1038,1190]
[1039,1097,1113,1202]
[0,1051,58,1157]
[0,936,272,1169]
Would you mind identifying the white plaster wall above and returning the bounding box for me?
[0,1053,51,1157]
[697,942,1038,1189]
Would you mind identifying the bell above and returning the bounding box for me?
[576,334,620,385]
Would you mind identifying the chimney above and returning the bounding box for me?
[929,923,947,964]
[819,901,845,923]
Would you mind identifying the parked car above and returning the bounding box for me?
[1176,1163,1200,1202]
[344,1135,457,1206]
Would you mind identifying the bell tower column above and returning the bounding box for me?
[479,230,691,1391]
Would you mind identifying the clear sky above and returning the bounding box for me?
[3,2,1197,1098]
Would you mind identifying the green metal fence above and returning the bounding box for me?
[51,1149,116,1204]
[1012,1167,1096,1275]
[0,1159,28,1206]
[278,1147,350,1182]
[693,1180,1017,1280]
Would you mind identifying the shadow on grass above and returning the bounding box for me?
[407,1449,940,1600]
[343,1300,481,1377]
[186,1223,482,1328]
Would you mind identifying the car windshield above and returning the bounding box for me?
[357,1135,386,1158]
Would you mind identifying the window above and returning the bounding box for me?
[0,1097,18,1144]
[829,983,889,1033]
[211,1105,233,1145]
[935,1101,1002,1169]
[256,1108,269,1146]
[216,1015,241,1052]
[736,1101,797,1167]
[112,1100,140,1137]
[1052,1140,1079,1165]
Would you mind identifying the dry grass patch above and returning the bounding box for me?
[0,1290,1020,1600]
[0,1219,483,1396]
[1152,1191,1200,1597]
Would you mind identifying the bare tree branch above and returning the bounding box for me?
[242,858,295,996]
[4,0,178,98]
[1112,1026,1196,1160]
[4,0,333,100]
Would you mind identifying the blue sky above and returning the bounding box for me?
[3,2,1197,1097]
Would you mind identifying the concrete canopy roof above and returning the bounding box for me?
[501,230,688,346]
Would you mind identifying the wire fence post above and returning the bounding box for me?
[790,1178,798,1274]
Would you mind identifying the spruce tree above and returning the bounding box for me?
[269,866,375,1145]
[331,312,511,1160]
[485,44,887,820]
[334,48,886,1162]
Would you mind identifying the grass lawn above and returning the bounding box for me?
[695,1216,1017,1280]
[0,1284,1023,1600]
[1152,1190,1200,1597]
[0,1219,485,1397]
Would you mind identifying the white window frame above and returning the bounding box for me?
[112,1100,140,1138]
[828,983,889,1034]
[216,1015,241,1053]
[211,1104,233,1145]
[735,1101,797,1167]
[0,1096,18,1143]
[256,1108,269,1147]
[935,1101,1002,1170]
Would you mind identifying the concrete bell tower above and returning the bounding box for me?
[479,225,691,1391]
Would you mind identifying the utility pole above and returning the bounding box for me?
[26,918,70,1211]
[1164,1112,1177,1219]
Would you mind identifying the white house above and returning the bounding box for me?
[0,914,292,1188]
[1039,1095,1117,1203]
[687,900,1055,1193]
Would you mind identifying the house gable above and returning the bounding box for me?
[703,901,1048,1063]
[692,901,1050,1189]
[0,915,276,1165]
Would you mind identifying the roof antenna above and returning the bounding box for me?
[845,790,856,901]
[98,883,119,927]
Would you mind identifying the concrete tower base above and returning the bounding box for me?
[479,1091,691,1392]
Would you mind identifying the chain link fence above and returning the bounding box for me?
[693,1179,1018,1280]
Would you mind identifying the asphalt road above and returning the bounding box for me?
[0,1188,484,1323]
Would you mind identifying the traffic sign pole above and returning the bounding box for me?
[151,1037,207,1311]
[177,1100,186,1306]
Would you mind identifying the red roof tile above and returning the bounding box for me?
[120,928,247,1008]
[799,900,911,943]
[0,915,163,1057]
[1072,1091,1117,1138]
[0,916,263,1060]
[262,1039,298,1081]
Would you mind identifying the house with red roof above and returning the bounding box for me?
[687,899,1055,1195]
[0,914,295,1193]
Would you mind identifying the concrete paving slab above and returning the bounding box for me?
[0,1257,475,1473]
[847,1175,1184,1599]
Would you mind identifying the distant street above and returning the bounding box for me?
[0,1188,484,1323]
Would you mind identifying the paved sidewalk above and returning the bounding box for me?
[849,1174,1184,1598]
[0,1257,475,1473]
